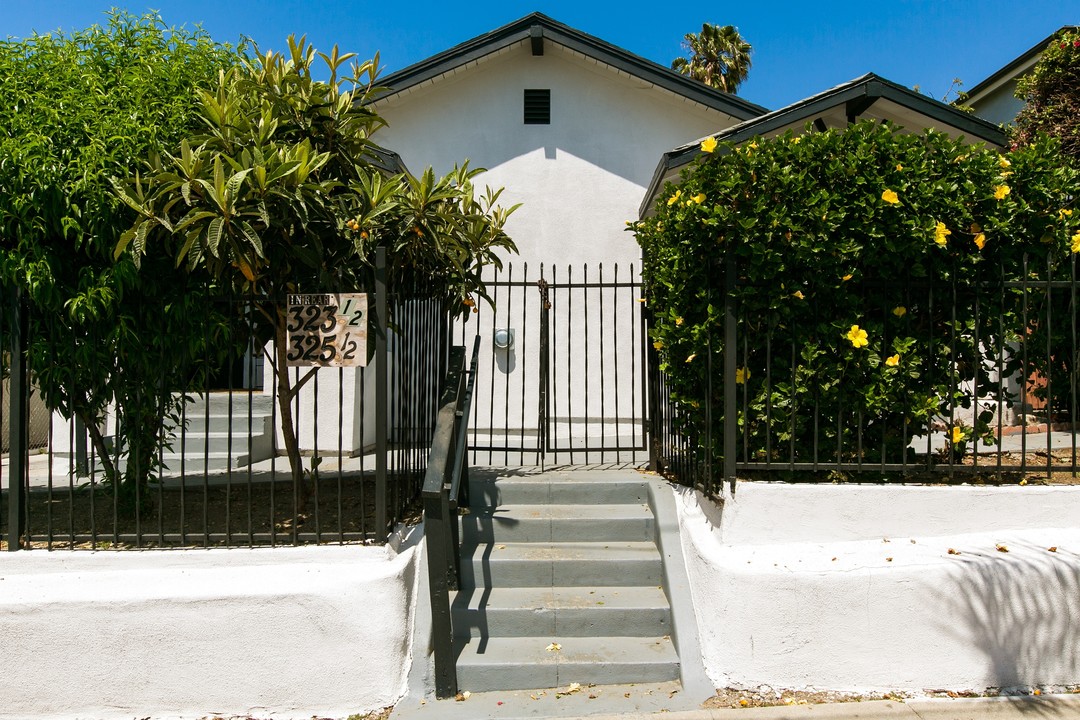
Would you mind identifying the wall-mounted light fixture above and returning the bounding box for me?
[493,328,515,350]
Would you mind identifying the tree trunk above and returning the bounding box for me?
[273,314,310,521]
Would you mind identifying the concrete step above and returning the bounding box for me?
[169,412,272,435]
[454,635,679,692]
[461,503,654,543]
[459,541,662,588]
[468,475,649,506]
[451,585,671,639]
[157,451,261,473]
[164,431,273,455]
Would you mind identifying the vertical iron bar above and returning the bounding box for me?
[1045,253,1053,477]
[583,264,590,464]
[1021,253,1029,474]
[6,288,28,551]
[723,247,737,493]
[613,265,622,454]
[375,246,389,540]
[599,263,607,459]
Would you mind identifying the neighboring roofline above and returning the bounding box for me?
[639,73,1008,217]
[364,146,408,175]
[964,25,1078,105]
[374,12,768,121]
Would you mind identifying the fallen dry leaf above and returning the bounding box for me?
[948,548,960,555]
[886,557,893,562]
[454,691,471,702]
[996,544,1009,553]
[1049,546,1058,553]
[546,642,562,652]
[556,682,583,698]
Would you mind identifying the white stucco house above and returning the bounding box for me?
[279,19,1069,461]
[371,12,766,270]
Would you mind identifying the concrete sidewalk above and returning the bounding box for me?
[586,694,1080,720]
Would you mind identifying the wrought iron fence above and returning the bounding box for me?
[651,254,1080,494]
[452,262,649,467]
[2,249,450,550]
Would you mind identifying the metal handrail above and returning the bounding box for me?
[421,336,481,699]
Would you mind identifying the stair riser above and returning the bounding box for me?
[451,607,671,639]
[158,454,255,472]
[456,660,679,693]
[459,558,662,588]
[163,434,273,455]
[168,416,271,434]
[460,516,654,543]
[468,480,649,506]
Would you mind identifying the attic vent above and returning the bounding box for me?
[524,89,550,125]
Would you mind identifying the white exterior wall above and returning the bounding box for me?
[969,79,1024,127]
[376,42,738,269]
[678,483,1080,692]
[375,43,741,452]
[0,542,421,720]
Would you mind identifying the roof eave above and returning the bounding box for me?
[374,13,767,120]
[639,74,1008,218]
[963,25,1079,105]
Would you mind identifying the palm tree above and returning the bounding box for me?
[671,23,752,94]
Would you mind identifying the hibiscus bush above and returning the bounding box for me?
[633,122,1079,467]
[1013,28,1080,161]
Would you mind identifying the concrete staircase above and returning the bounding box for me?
[452,471,680,692]
[160,393,275,473]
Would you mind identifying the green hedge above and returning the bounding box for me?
[633,122,1079,464]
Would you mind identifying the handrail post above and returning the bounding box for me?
[423,487,457,698]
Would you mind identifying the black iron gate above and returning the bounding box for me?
[453,262,649,466]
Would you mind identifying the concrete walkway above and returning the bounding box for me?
[393,692,1080,720]
[619,694,1080,719]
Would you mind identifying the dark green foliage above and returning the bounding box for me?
[0,11,239,506]
[634,122,1079,465]
[1013,29,1080,161]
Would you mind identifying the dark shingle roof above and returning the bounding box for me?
[376,12,767,121]
[640,73,1008,217]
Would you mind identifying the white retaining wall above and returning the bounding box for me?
[0,540,421,720]
[677,482,1080,692]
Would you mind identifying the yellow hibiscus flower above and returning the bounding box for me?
[885,354,900,367]
[881,189,900,205]
[700,136,718,153]
[950,426,965,444]
[667,190,682,206]
[993,185,1010,200]
[846,325,869,348]
[893,306,907,317]
[974,233,986,250]
[735,367,750,384]
[691,193,706,204]
[1071,231,1080,254]
[934,222,951,247]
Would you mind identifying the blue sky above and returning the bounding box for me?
[2,1,1077,110]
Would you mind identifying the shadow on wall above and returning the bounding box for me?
[937,541,1080,709]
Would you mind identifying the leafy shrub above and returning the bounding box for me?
[1013,29,1080,161]
[633,122,1079,465]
